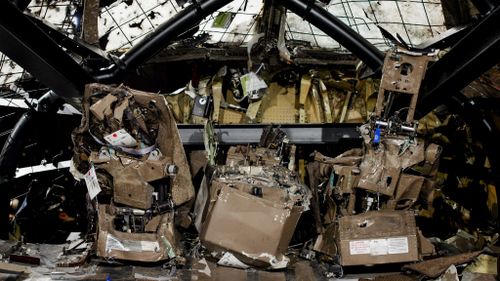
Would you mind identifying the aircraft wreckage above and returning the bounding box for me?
[0,0,499,279]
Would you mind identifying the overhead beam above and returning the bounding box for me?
[178,123,361,145]
[96,0,233,82]
[280,0,385,72]
[420,5,500,111]
[0,1,94,100]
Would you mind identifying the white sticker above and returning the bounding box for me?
[240,72,267,96]
[388,237,409,254]
[106,234,159,252]
[349,240,371,255]
[104,129,137,147]
[140,241,160,252]
[370,239,388,256]
[349,237,410,256]
[84,165,101,200]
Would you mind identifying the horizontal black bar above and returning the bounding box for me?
[178,124,361,145]
[420,5,500,111]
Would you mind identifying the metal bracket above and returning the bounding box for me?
[375,49,434,123]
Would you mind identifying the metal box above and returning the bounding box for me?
[337,210,419,266]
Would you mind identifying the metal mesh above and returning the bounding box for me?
[1,0,448,96]
[99,0,187,51]
[0,0,79,105]
[98,0,262,51]
[98,0,446,51]
[194,0,261,46]
[286,0,446,51]
[0,53,28,92]
[0,49,45,108]
[26,0,81,36]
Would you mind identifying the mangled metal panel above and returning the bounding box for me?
[309,48,442,267]
[356,128,427,198]
[375,49,435,123]
[225,125,292,167]
[96,205,180,261]
[336,210,419,266]
[402,251,482,278]
[195,126,311,269]
[199,165,311,269]
[71,83,194,262]
[225,146,282,167]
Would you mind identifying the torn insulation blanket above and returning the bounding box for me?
[198,165,311,269]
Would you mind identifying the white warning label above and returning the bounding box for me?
[84,165,101,200]
[106,234,159,252]
[349,240,371,255]
[349,237,410,256]
[370,239,388,256]
[387,237,409,254]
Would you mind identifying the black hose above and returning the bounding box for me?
[96,0,233,83]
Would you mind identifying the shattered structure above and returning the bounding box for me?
[0,0,499,280]
[303,48,442,269]
[71,84,194,262]
[196,126,311,269]
[199,165,309,269]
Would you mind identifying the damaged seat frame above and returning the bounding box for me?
[0,0,499,239]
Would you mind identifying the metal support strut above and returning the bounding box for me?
[279,0,385,72]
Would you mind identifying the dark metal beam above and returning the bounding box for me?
[178,124,361,145]
[27,15,110,64]
[0,111,34,239]
[97,0,385,82]
[123,0,232,68]
[279,0,385,72]
[420,5,500,111]
[0,1,94,99]
[470,0,499,14]
[95,0,233,82]
[0,91,65,239]
[417,6,500,197]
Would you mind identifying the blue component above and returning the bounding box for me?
[106,274,111,281]
[329,172,335,188]
[373,127,381,144]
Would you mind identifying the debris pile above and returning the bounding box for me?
[1,50,499,281]
[195,125,311,269]
[71,83,194,262]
